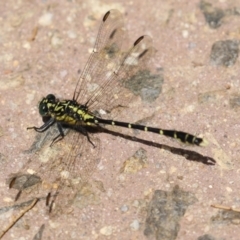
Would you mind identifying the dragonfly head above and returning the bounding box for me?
[39,94,57,117]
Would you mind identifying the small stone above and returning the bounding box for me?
[67,30,77,39]
[11,15,23,27]
[120,148,148,174]
[230,96,240,108]
[22,41,31,50]
[120,204,129,212]
[38,12,53,26]
[130,220,140,231]
[51,33,63,48]
[132,200,140,208]
[182,30,189,38]
[100,226,113,236]
[49,220,59,229]
[199,0,225,28]
[106,188,113,197]
[210,40,239,67]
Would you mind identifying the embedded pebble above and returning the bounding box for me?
[230,96,240,108]
[130,220,140,231]
[51,33,63,48]
[100,226,113,236]
[120,148,148,173]
[106,188,113,197]
[38,12,53,26]
[11,15,23,27]
[182,29,189,38]
[49,220,59,229]
[120,204,129,212]
[22,41,31,49]
[210,40,239,67]
[132,200,140,208]
[67,30,77,39]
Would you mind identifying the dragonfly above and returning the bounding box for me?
[10,9,208,212]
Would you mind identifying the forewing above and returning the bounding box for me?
[74,10,155,118]
[73,9,126,104]
[86,35,156,116]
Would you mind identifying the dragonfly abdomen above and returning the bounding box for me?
[90,118,207,146]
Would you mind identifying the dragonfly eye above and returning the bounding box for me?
[39,99,49,116]
[46,94,56,102]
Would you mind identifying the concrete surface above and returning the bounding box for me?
[0,0,240,239]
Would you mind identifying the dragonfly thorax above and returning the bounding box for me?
[39,94,95,126]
